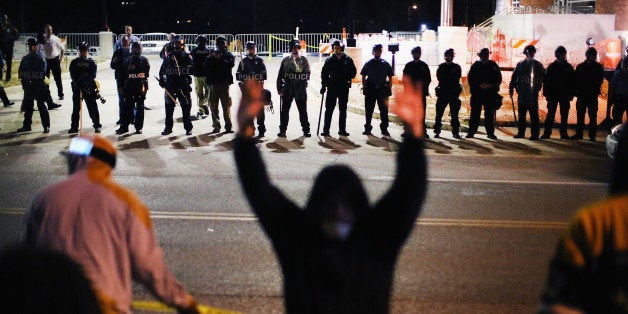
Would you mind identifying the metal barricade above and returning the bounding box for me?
[61,33,101,56]
[299,33,342,54]
[234,33,293,57]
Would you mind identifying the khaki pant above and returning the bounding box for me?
[209,82,233,131]
[194,76,210,115]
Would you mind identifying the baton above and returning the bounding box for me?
[154,76,178,106]
[509,93,517,125]
[317,91,325,136]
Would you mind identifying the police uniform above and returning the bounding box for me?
[277,48,311,137]
[190,39,211,116]
[362,56,394,135]
[467,55,502,139]
[320,48,356,136]
[69,49,101,133]
[0,19,19,81]
[110,45,131,123]
[434,59,461,137]
[17,41,50,133]
[236,52,267,137]
[542,57,575,139]
[573,58,604,141]
[0,49,14,106]
[159,42,193,135]
[205,42,235,133]
[610,66,628,126]
[510,55,545,139]
[120,51,149,133]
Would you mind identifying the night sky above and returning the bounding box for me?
[2,0,496,34]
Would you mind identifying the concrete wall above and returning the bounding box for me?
[493,14,616,66]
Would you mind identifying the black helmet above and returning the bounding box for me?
[523,44,536,55]
[131,41,142,55]
[478,48,490,56]
[585,47,597,59]
[554,46,567,57]
[331,40,344,51]
[36,32,45,45]
[195,35,207,46]
[77,41,89,51]
[216,36,227,44]
[26,37,38,47]
[245,41,256,50]
[289,39,301,50]
[172,35,184,49]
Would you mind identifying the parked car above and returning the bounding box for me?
[607,123,624,158]
[139,33,169,55]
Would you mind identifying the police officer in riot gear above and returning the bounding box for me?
[466,48,502,139]
[17,37,50,133]
[402,46,431,138]
[206,35,235,133]
[116,42,149,135]
[69,41,101,133]
[0,48,14,107]
[236,41,267,138]
[320,40,356,137]
[510,45,545,140]
[159,35,193,135]
[191,34,211,118]
[573,47,604,141]
[361,44,394,137]
[542,46,575,139]
[277,39,311,137]
[110,35,131,125]
[433,48,462,138]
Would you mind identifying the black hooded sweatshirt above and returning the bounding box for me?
[234,136,426,314]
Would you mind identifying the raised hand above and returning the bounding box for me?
[390,77,425,139]
[237,80,264,138]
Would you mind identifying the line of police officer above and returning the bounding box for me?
[14,34,617,140]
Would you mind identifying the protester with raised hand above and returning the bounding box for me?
[233,79,427,313]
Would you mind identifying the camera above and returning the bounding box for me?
[388,43,399,53]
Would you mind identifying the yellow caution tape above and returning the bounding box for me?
[268,34,290,42]
[131,300,241,314]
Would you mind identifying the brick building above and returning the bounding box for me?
[497,0,627,31]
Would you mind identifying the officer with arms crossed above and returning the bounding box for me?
[236,41,267,138]
[159,35,193,136]
[17,37,50,133]
[277,39,311,138]
[69,42,101,134]
[320,40,356,137]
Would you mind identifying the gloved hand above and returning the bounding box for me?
[159,76,166,88]
[320,86,326,95]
